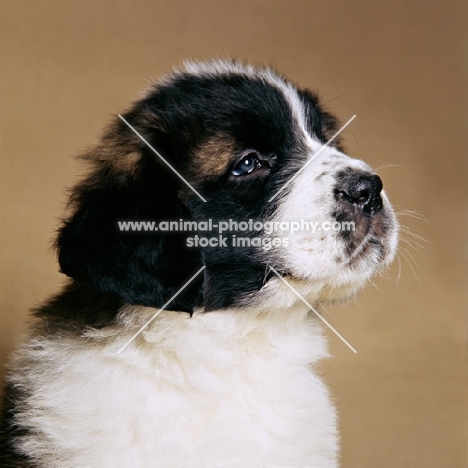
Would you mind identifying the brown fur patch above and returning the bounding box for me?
[107,150,142,174]
[189,136,236,181]
[80,139,142,178]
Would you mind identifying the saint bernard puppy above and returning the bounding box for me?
[0,60,398,468]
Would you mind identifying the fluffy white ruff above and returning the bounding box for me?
[11,304,338,468]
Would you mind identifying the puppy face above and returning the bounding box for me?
[57,60,398,314]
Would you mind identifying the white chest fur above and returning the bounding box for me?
[12,306,338,468]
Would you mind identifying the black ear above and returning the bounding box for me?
[298,89,345,151]
[56,115,204,313]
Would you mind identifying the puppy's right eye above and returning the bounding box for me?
[231,153,262,176]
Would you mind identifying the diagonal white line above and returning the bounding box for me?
[118,114,207,203]
[117,266,206,354]
[269,266,357,353]
[268,115,356,203]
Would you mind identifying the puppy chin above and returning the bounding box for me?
[244,273,355,313]
[316,282,367,304]
[267,239,395,309]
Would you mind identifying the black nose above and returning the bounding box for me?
[335,173,383,214]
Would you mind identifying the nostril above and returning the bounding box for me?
[354,180,374,206]
[335,173,383,214]
[357,190,369,206]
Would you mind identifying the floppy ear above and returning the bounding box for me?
[297,88,345,151]
[56,112,204,313]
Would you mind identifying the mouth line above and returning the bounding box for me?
[347,231,373,261]
[346,227,390,266]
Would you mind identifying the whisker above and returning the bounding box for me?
[318,302,337,320]
[368,278,387,296]
[399,227,431,242]
[400,246,419,270]
[399,248,421,284]
[395,254,402,286]
[375,164,403,173]
[396,209,430,224]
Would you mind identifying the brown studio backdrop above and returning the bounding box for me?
[0,1,466,467]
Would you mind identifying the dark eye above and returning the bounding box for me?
[231,153,262,176]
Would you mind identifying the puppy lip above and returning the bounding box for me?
[346,235,373,261]
[347,232,391,267]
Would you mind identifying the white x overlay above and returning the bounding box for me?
[116,111,356,354]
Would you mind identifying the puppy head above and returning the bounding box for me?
[56,60,398,314]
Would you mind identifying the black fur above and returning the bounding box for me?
[0,385,36,467]
[57,150,204,313]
